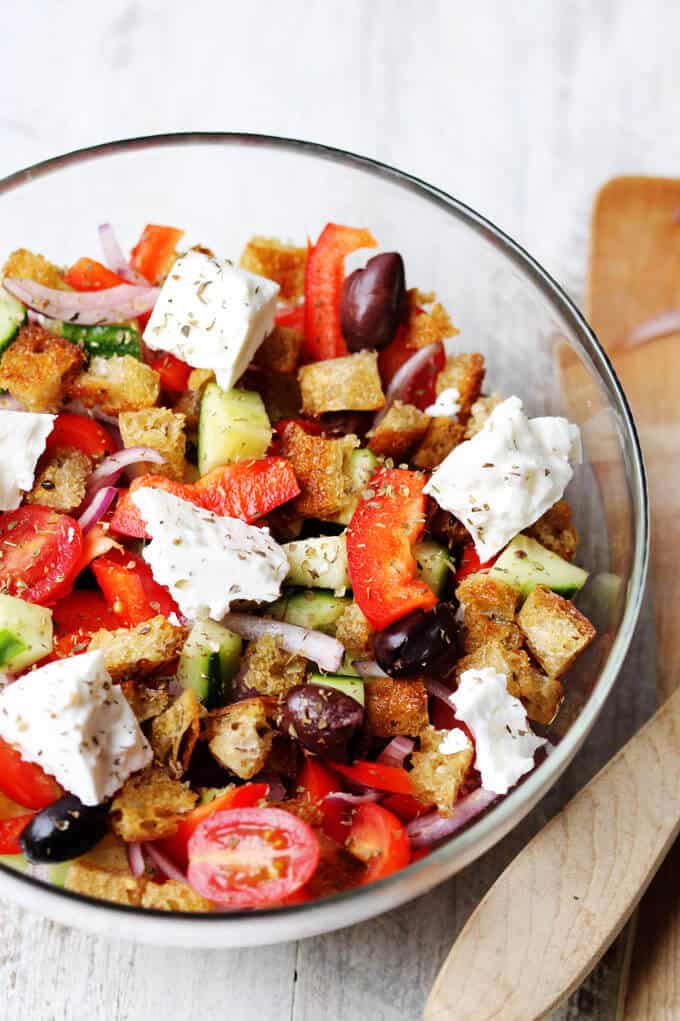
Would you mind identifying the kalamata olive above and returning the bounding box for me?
[20,794,109,864]
[280,684,364,761]
[373,602,461,679]
[340,252,406,351]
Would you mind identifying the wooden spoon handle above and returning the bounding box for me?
[426,683,680,1021]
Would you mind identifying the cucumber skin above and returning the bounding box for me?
[0,291,26,353]
[488,535,588,599]
[308,672,365,706]
[178,621,243,707]
[44,319,142,359]
[414,539,452,597]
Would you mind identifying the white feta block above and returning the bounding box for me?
[0,410,55,511]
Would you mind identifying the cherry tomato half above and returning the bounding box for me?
[0,738,61,810]
[187,807,320,907]
[0,507,84,605]
[347,803,410,883]
[46,414,116,459]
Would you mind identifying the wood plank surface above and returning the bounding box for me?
[2,1,678,1018]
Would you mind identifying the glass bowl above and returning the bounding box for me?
[0,134,648,947]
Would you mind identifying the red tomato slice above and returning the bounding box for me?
[46,414,116,459]
[0,738,61,809]
[63,257,125,291]
[91,548,179,625]
[347,803,410,883]
[130,224,184,285]
[455,543,498,582]
[52,590,118,637]
[187,807,320,907]
[0,507,84,606]
[0,813,34,854]
[346,467,437,630]
[381,793,432,823]
[298,758,341,803]
[156,783,269,869]
[329,761,415,796]
[149,352,192,393]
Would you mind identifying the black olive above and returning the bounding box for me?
[340,252,406,351]
[373,602,461,679]
[280,684,364,762]
[20,794,109,864]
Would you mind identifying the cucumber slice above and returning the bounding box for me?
[0,854,69,886]
[198,383,272,475]
[0,595,53,671]
[329,448,378,525]
[39,317,142,359]
[0,290,26,353]
[0,853,27,872]
[488,535,588,598]
[178,620,243,707]
[284,534,350,596]
[414,539,452,597]
[309,672,365,706]
[269,589,350,634]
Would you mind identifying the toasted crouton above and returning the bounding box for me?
[236,634,307,698]
[88,615,186,682]
[26,447,92,512]
[455,575,522,653]
[435,353,485,422]
[365,676,429,738]
[456,642,563,725]
[0,323,84,412]
[120,681,170,723]
[119,407,186,481]
[367,401,430,459]
[335,601,374,659]
[518,586,596,677]
[141,880,214,912]
[524,499,579,561]
[68,355,160,414]
[465,394,502,439]
[64,861,146,906]
[298,351,385,416]
[280,421,359,519]
[205,698,277,780]
[254,325,304,375]
[404,289,458,349]
[412,417,466,470]
[150,689,206,778]
[239,236,307,301]
[111,766,198,841]
[410,725,474,814]
[3,248,68,289]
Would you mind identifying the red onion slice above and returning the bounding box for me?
[626,308,680,346]
[127,841,145,877]
[324,790,381,806]
[78,485,118,532]
[143,842,188,883]
[222,613,344,673]
[98,223,148,285]
[373,341,442,427]
[354,660,388,679]
[87,446,165,493]
[377,736,415,768]
[3,278,159,325]
[406,787,498,848]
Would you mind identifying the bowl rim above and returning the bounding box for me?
[0,131,649,928]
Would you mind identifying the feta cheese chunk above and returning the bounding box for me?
[0,410,55,511]
[424,396,581,560]
[0,651,151,805]
[132,488,288,621]
[143,249,279,390]
[438,727,472,756]
[449,666,546,794]
[425,387,460,418]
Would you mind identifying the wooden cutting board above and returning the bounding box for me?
[587,175,680,1018]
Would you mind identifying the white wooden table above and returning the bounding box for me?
[1,2,678,1017]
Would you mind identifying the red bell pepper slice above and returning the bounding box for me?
[381,793,432,823]
[303,224,377,361]
[298,758,341,803]
[51,590,118,658]
[455,543,498,582]
[275,305,305,331]
[91,549,179,626]
[63,257,125,291]
[149,352,192,393]
[155,782,269,869]
[46,413,117,459]
[346,467,437,630]
[329,760,415,796]
[347,803,410,883]
[0,813,34,854]
[0,738,61,809]
[109,458,300,539]
[130,224,184,285]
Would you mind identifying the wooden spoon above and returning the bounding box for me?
[425,682,680,1021]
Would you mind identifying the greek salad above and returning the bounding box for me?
[0,222,595,912]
